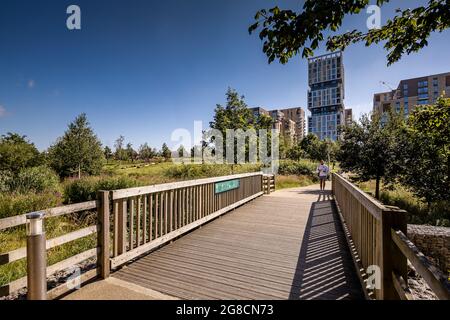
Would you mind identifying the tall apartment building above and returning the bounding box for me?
[307,51,347,141]
[373,72,450,117]
[250,107,306,143]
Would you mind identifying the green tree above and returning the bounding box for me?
[249,0,450,65]
[114,135,128,161]
[125,143,137,162]
[210,88,273,163]
[337,111,403,199]
[104,146,113,162]
[138,143,156,162]
[161,143,172,160]
[398,98,450,213]
[48,113,105,178]
[0,132,41,173]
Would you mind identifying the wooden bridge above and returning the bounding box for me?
[1,172,449,300]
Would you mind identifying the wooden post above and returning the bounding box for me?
[98,191,110,279]
[379,206,407,300]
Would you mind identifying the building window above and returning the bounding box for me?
[418,80,428,88]
[418,87,428,94]
[417,100,429,105]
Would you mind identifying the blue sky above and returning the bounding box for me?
[0,0,449,151]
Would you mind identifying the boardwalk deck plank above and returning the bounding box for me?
[113,185,364,300]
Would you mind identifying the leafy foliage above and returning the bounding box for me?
[249,0,450,65]
[397,98,450,210]
[338,110,404,199]
[48,114,105,178]
[0,133,41,173]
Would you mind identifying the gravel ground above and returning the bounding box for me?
[0,258,96,300]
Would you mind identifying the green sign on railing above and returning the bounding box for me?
[215,179,240,194]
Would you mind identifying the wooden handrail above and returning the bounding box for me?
[0,172,264,299]
[333,173,450,301]
[332,173,407,300]
[0,200,98,231]
[111,172,263,199]
[391,229,450,300]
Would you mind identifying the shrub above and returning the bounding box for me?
[15,166,60,193]
[164,164,261,180]
[0,192,61,219]
[278,160,317,176]
[63,176,140,204]
[0,166,60,194]
[0,170,14,193]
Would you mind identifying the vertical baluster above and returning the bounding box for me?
[148,194,153,242]
[129,198,135,250]
[118,199,127,254]
[143,195,147,244]
[155,193,159,239]
[113,200,119,257]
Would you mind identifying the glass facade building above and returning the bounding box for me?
[307,52,345,141]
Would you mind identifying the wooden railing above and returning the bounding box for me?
[108,172,263,269]
[0,200,103,299]
[332,173,450,300]
[0,172,264,299]
[262,174,275,194]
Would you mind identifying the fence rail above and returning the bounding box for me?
[0,202,101,298]
[0,172,264,299]
[332,173,450,300]
[262,174,275,194]
[108,172,263,269]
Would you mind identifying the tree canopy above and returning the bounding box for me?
[249,0,450,65]
[0,132,41,173]
[398,98,450,210]
[48,113,105,178]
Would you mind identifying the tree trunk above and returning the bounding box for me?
[375,176,380,200]
[78,164,81,179]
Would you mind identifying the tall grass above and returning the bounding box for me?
[357,180,450,226]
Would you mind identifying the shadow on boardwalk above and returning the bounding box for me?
[289,191,364,300]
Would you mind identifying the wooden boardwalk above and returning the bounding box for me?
[112,185,364,300]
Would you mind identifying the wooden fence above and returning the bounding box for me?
[332,173,450,300]
[0,201,102,299]
[108,172,263,269]
[262,174,275,194]
[0,172,264,299]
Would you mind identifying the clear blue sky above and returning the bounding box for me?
[0,0,449,151]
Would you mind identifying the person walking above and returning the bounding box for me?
[317,160,329,191]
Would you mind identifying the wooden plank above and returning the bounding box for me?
[155,193,159,238]
[112,172,263,199]
[47,225,98,250]
[392,271,413,300]
[136,196,141,247]
[118,199,127,254]
[392,229,450,300]
[113,200,119,257]
[98,191,110,279]
[143,195,148,244]
[47,248,99,276]
[111,192,263,269]
[129,198,135,250]
[333,173,384,220]
[149,194,153,241]
[0,201,98,231]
